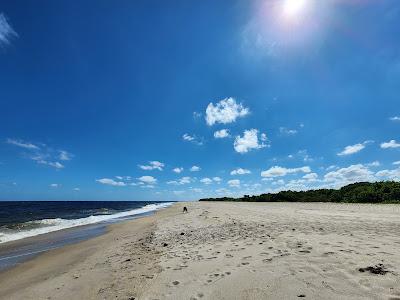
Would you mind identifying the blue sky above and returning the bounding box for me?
[0,0,399,201]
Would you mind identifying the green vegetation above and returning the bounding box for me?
[199,181,400,203]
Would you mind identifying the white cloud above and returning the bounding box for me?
[139,161,165,171]
[35,158,65,169]
[337,141,371,156]
[73,187,80,191]
[200,177,213,185]
[230,168,251,175]
[234,129,267,153]
[326,165,337,171]
[138,176,157,184]
[393,161,400,165]
[389,116,400,122]
[302,173,318,181]
[190,165,201,172]
[272,179,285,186]
[214,129,230,139]
[96,178,126,186]
[381,140,400,149]
[182,133,195,141]
[324,164,375,185]
[213,177,222,183]
[228,179,240,187]
[261,166,311,178]
[205,97,249,126]
[191,188,203,193]
[59,150,73,161]
[367,161,380,167]
[7,138,73,169]
[376,168,400,180]
[173,167,183,173]
[167,176,192,185]
[0,13,17,47]
[279,127,297,136]
[50,183,59,188]
[47,161,64,169]
[6,138,39,150]
[182,133,203,145]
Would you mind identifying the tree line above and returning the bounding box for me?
[199,181,400,203]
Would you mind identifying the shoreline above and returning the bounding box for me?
[1,201,400,299]
[0,202,172,271]
[0,202,176,299]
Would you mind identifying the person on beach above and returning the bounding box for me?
[183,206,188,213]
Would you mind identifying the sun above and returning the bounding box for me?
[283,0,308,18]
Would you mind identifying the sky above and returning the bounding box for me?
[0,0,399,201]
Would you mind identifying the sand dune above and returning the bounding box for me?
[1,202,400,299]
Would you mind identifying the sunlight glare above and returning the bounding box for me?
[283,0,308,18]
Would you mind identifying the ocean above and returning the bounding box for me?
[0,201,172,270]
[0,201,172,244]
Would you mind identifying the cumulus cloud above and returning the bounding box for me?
[230,168,251,175]
[167,176,192,185]
[96,178,127,186]
[190,165,201,172]
[214,129,230,139]
[139,161,165,171]
[228,179,240,187]
[234,129,267,153]
[200,177,213,185]
[261,166,311,178]
[337,141,371,156]
[205,97,249,126]
[367,161,380,167]
[302,173,318,181]
[173,167,183,173]
[0,13,17,47]
[50,183,59,188]
[376,168,400,180]
[213,177,222,183]
[182,133,203,145]
[138,176,157,184]
[381,140,400,149]
[324,164,375,186]
[393,161,400,165]
[73,187,80,191]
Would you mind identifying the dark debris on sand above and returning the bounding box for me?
[358,264,390,275]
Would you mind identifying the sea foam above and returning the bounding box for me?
[0,202,172,244]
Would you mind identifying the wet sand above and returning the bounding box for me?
[1,202,400,299]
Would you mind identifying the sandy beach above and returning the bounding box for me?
[1,201,400,300]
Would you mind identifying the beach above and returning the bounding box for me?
[1,201,400,299]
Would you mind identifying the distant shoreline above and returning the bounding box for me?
[200,181,400,203]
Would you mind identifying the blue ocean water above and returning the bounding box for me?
[0,201,173,270]
[0,201,172,244]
